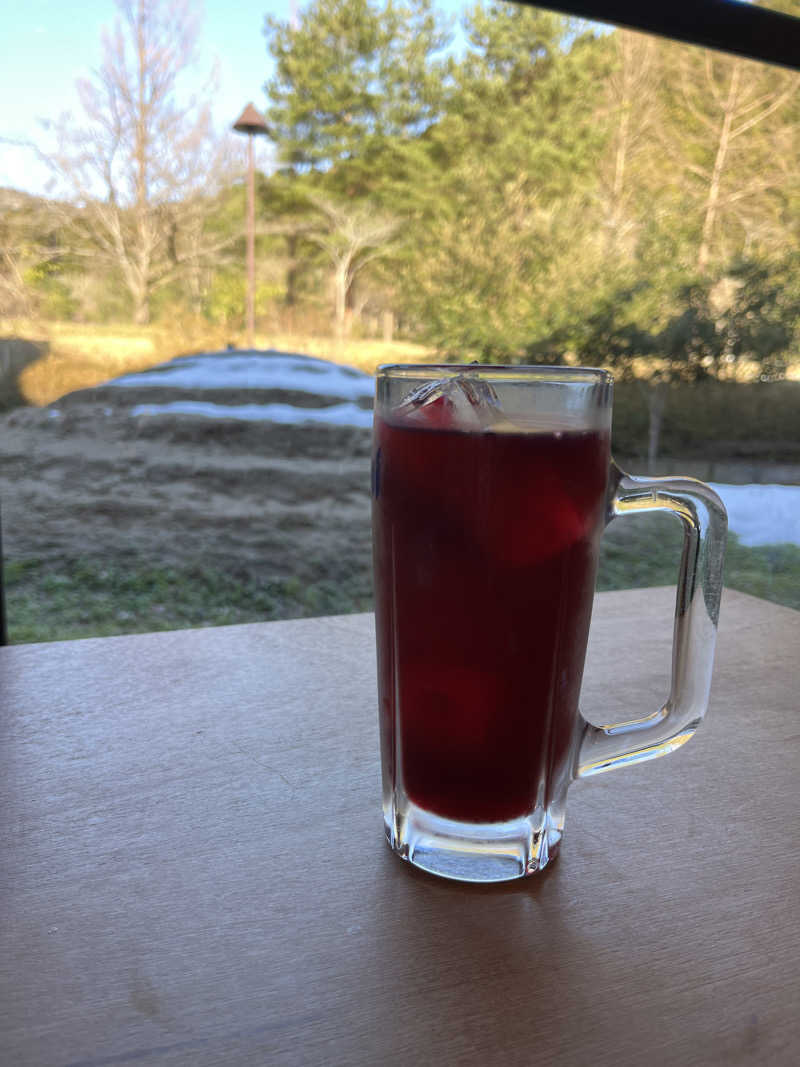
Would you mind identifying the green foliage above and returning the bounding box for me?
[264,0,452,199]
[23,265,79,320]
[528,255,800,386]
[399,7,611,358]
[451,5,608,200]
[206,272,246,326]
[529,274,719,383]
[0,189,78,319]
[719,257,800,379]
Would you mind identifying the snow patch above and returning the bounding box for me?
[710,483,800,548]
[108,349,374,402]
[131,399,374,428]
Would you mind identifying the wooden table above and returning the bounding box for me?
[2,588,799,1066]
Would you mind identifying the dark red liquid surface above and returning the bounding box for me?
[372,412,610,824]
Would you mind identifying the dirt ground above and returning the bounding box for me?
[0,381,375,597]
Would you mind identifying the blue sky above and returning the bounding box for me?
[0,0,473,195]
[1,0,297,193]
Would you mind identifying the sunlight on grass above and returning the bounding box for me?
[4,317,433,405]
[256,333,433,374]
[11,320,161,405]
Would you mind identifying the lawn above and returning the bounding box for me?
[5,522,797,644]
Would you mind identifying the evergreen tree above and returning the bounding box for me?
[264,0,452,199]
[401,4,610,358]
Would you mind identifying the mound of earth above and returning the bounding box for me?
[0,350,376,599]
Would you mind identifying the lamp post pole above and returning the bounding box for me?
[233,104,270,349]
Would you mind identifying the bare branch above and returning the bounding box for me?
[730,80,799,141]
[33,0,234,323]
[304,193,401,338]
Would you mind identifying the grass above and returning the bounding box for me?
[720,538,800,610]
[3,557,373,644]
[2,317,433,407]
[4,524,797,644]
[599,514,800,611]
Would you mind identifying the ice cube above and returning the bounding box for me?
[394,372,509,431]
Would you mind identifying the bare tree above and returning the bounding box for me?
[0,205,35,319]
[671,49,799,272]
[306,196,399,339]
[599,30,658,256]
[40,0,239,323]
[0,187,72,319]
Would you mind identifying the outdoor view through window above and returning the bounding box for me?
[1,0,799,643]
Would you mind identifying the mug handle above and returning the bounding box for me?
[576,462,728,778]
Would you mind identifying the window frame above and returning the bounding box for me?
[526,0,800,71]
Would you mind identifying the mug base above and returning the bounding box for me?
[385,799,564,883]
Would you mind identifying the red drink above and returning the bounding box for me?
[372,411,610,825]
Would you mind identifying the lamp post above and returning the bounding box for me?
[233,103,270,349]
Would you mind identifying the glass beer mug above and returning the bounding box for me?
[371,365,727,883]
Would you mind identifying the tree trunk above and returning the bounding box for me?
[604,31,655,254]
[132,280,150,325]
[189,270,203,315]
[697,62,740,273]
[607,101,630,250]
[285,234,298,308]
[333,262,348,340]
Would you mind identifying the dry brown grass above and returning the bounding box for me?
[8,321,161,406]
[254,332,433,374]
[3,318,435,406]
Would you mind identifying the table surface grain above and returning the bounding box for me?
[1,587,799,1067]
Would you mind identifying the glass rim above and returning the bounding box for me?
[376,363,613,385]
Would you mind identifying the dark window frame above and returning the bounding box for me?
[527,1,800,71]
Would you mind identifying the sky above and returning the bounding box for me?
[1,0,292,193]
[0,0,471,196]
